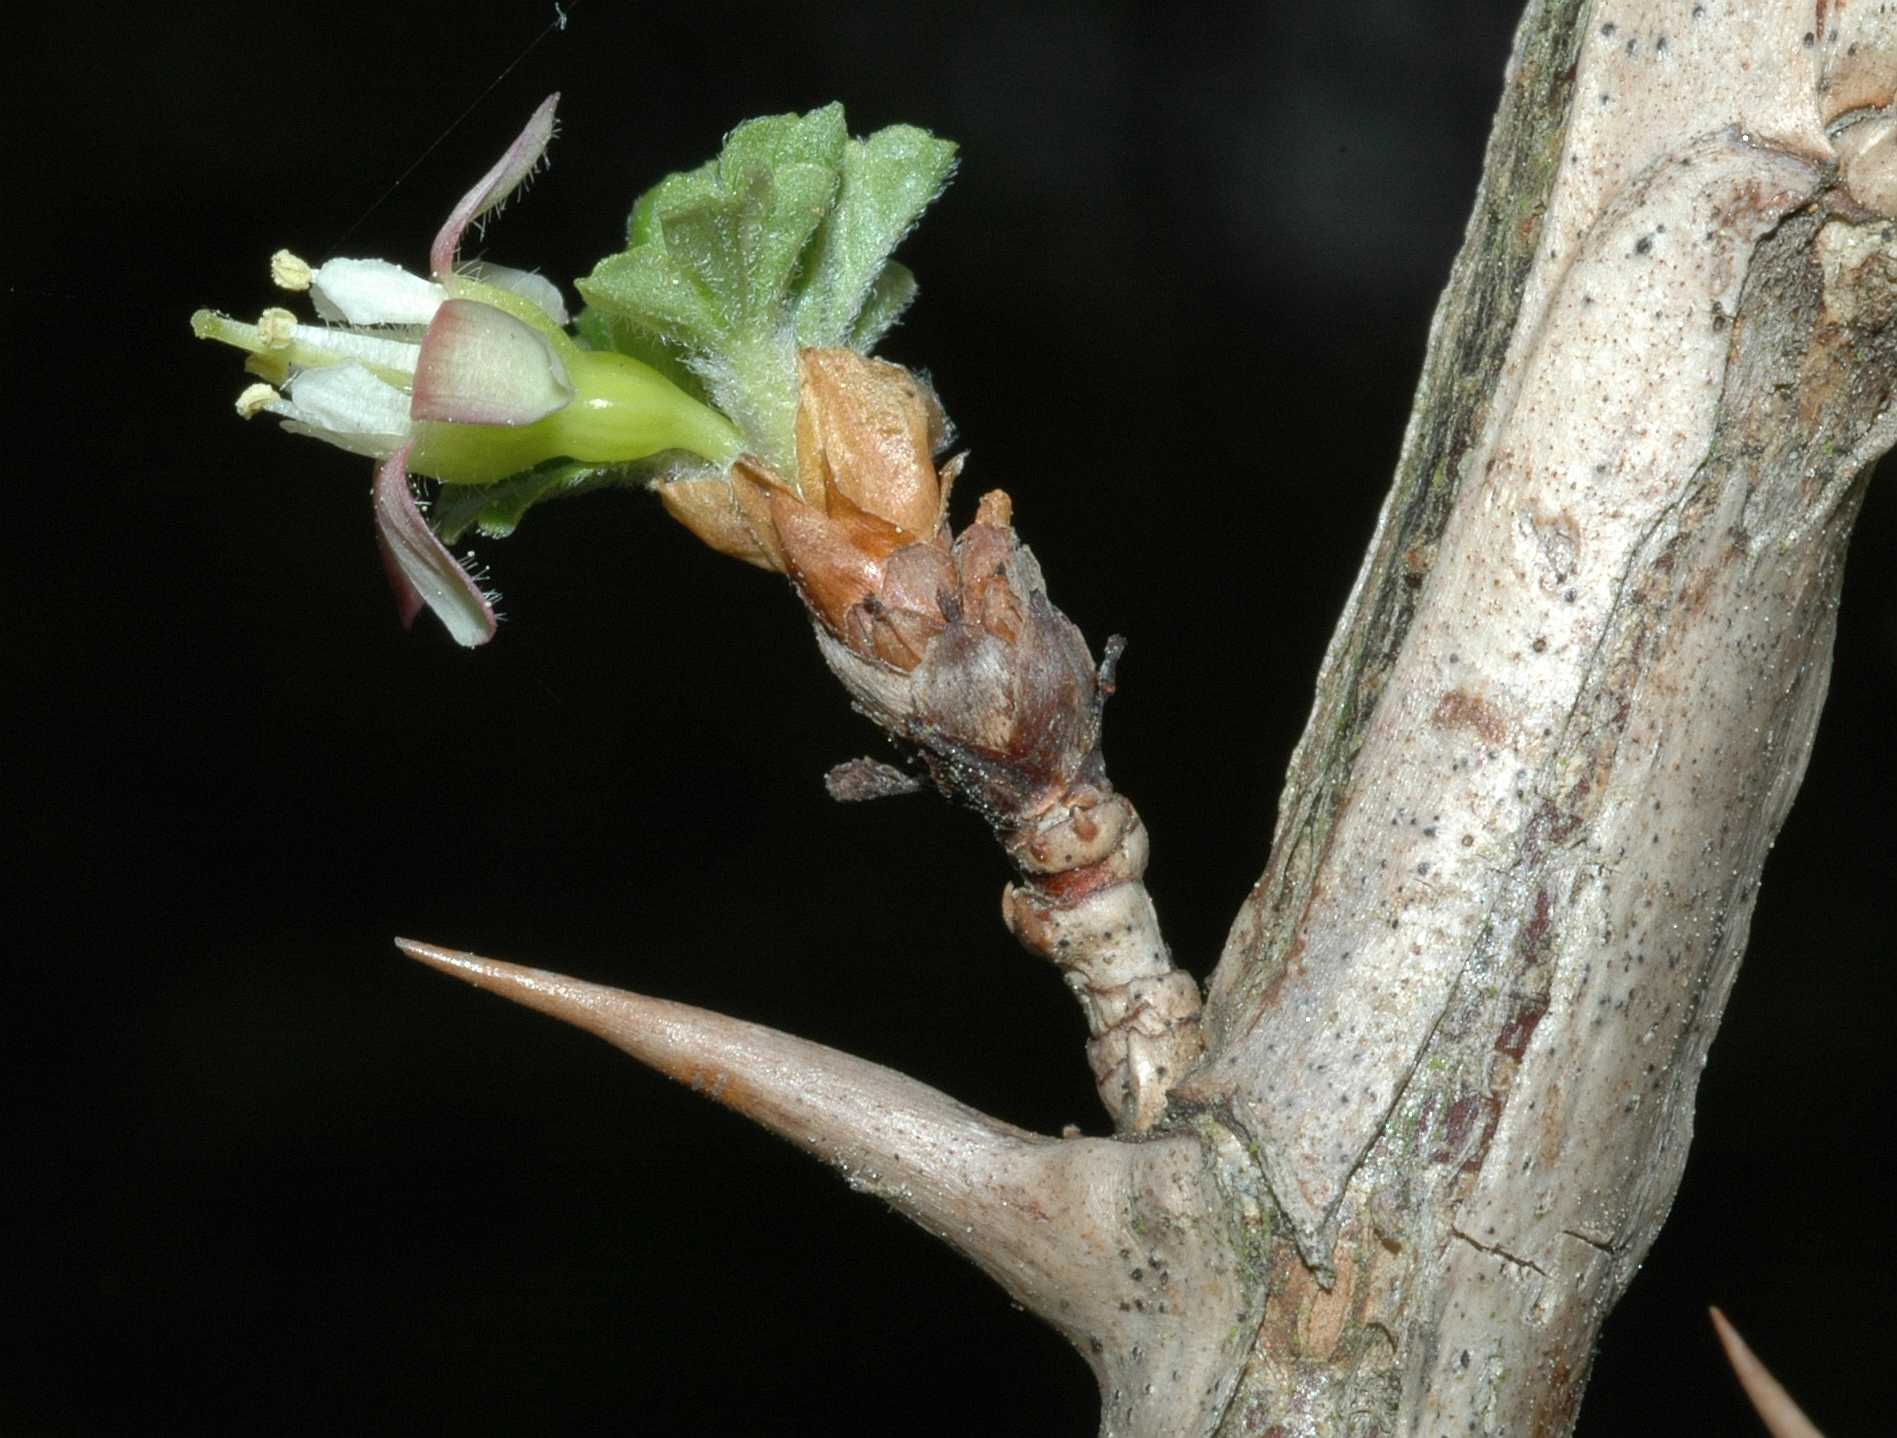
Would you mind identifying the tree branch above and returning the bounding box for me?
[394,4,1897,1432]
[1176,1,1897,1429]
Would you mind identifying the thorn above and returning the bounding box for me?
[396,935,1042,1162]
[397,936,1263,1437]
[1709,1306,1825,1438]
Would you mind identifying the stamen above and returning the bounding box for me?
[235,383,280,419]
[258,307,298,347]
[271,250,314,291]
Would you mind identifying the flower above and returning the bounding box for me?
[193,95,743,646]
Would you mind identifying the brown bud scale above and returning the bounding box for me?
[670,346,1207,1132]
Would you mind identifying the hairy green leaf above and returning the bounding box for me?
[546,106,954,518]
[848,261,920,351]
[431,461,632,543]
[793,125,957,347]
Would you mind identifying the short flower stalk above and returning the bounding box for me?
[670,343,1207,1130]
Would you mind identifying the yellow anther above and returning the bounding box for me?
[235,383,281,419]
[270,249,315,291]
[258,307,298,348]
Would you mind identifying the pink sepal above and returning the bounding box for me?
[371,442,498,647]
[430,93,560,279]
[411,298,572,427]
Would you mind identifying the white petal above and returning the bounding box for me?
[460,261,569,326]
[269,364,413,457]
[410,299,572,427]
[284,321,422,378]
[309,258,447,326]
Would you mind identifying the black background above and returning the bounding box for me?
[12,3,1894,1434]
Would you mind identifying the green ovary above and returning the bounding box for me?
[413,348,743,484]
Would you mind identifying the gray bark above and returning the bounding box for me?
[1180,0,1897,1427]
[411,1,1897,1433]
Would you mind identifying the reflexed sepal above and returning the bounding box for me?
[371,444,498,647]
